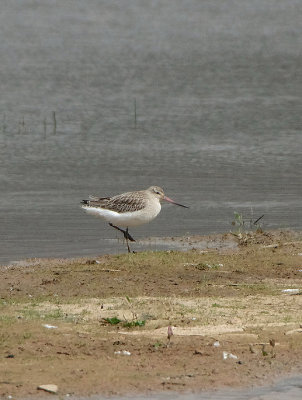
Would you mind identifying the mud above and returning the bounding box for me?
[0,230,302,398]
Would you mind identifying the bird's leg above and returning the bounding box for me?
[125,229,131,253]
[109,224,135,253]
[125,227,135,242]
[125,228,138,253]
[108,223,136,242]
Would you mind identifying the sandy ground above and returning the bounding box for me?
[0,230,302,398]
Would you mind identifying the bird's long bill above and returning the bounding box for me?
[163,196,189,208]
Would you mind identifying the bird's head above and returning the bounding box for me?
[148,186,188,208]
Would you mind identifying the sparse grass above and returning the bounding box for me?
[13,305,79,323]
[123,320,146,328]
[0,315,16,322]
[1,289,301,334]
[0,230,302,397]
[282,315,296,323]
[17,307,41,319]
[0,298,19,306]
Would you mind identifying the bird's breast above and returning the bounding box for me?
[121,201,161,227]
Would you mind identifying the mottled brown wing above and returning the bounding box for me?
[105,192,147,213]
[83,191,147,213]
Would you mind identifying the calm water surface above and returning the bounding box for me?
[75,376,302,399]
[0,1,302,263]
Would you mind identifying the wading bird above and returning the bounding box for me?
[81,186,188,253]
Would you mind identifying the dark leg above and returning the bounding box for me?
[109,223,136,253]
[109,223,135,242]
[125,228,131,253]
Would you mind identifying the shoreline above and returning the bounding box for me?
[25,375,302,400]
[1,229,302,398]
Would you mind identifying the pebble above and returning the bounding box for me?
[37,384,58,393]
[42,324,58,329]
[282,289,300,294]
[223,351,238,360]
[114,350,131,355]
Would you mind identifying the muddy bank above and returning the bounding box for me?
[0,230,302,398]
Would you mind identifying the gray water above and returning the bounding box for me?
[67,376,302,399]
[1,0,302,263]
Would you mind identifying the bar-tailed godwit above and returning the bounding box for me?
[81,186,188,252]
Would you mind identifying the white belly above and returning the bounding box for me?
[82,202,161,228]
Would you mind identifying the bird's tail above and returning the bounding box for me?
[81,195,101,206]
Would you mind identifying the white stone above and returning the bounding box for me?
[37,384,58,393]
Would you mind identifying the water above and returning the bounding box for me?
[74,376,302,399]
[1,0,302,263]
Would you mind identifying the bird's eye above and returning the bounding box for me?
[153,188,162,195]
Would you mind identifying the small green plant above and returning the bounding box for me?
[231,210,264,235]
[103,316,145,328]
[123,320,145,328]
[232,212,244,234]
[104,317,121,325]
[195,262,222,270]
[103,297,146,328]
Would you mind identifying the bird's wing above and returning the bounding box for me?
[104,192,147,213]
[82,191,147,213]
